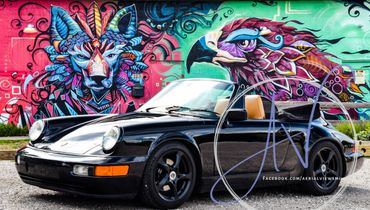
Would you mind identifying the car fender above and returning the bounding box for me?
[297,124,347,152]
[308,137,347,177]
[309,137,344,152]
[148,132,201,157]
[146,131,204,182]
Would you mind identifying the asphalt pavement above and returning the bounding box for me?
[1,160,370,210]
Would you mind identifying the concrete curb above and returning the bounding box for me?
[0,150,15,160]
[0,136,29,140]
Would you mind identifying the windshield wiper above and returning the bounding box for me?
[188,109,219,116]
[145,107,159,112]
[146,106,218,117]
[145,106,190,113]
[168,106,218,116]
[166,106,191,113]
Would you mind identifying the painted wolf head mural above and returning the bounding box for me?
[187,18,365,111]
[42,2,147,115]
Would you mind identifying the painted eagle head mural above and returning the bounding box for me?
[43,2,147,114]
[187,18,364,105]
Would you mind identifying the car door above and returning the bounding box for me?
[215,119,291,175]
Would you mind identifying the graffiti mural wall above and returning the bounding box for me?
[0,0,369,126]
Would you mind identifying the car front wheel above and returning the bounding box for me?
[140,142,196,209]
[302,141,343,195]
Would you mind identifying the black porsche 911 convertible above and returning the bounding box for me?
[16,78,363,209]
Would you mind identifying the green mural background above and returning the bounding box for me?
[180,1,370,78]
[180,1,370,119]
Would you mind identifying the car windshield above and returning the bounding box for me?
[137,79,235,117]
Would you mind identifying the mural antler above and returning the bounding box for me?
[87,2,102,38]
[50,6,82,51]
[108,4,137,39]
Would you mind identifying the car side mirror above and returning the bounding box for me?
[226,109,247,121]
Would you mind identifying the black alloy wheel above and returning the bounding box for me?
[312,147,340,190]
[140,142,196,209]
[302,141,343,195]
[156,150,193,201]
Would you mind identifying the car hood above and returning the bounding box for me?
[44,112,212,155]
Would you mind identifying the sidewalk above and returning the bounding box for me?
[0,136,29,140]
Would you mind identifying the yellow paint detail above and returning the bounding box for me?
[350,83,364,94]
[93,2,102,37]
[359,141,370,157]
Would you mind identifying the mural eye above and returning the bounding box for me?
[239,40,249,47]
[236,39,256,52]
[76,54,87,59]
[106,54,116,58]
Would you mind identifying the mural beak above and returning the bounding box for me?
[186,31,247,73]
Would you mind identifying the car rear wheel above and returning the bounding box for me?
[302,141,343,195]
[140,142,196,209]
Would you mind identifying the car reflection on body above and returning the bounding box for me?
[16,78,363,209]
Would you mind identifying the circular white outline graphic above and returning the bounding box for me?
[213,77,358,209]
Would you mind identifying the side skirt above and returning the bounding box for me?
[198,164,304,193]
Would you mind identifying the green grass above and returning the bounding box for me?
[0,140,29,150]
[334,121,370,140]
[0,124,28,137]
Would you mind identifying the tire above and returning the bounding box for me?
[302,141,343,195]
[140,142,197,209]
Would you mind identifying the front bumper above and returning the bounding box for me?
[344,151,364,176]
[15,146,146,199]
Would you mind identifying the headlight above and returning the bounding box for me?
[29,120,45,141]
[102,126,121,151]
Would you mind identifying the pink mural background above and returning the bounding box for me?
[0,1,181,127]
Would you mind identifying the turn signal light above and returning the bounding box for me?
[352,141,359,153]
[94,165,129,177]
